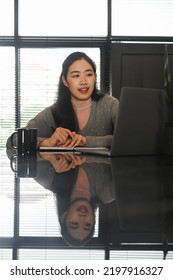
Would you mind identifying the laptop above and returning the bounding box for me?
[39,87,168,157]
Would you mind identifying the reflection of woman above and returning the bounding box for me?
[35,153,115,246]
[55,166,96,246]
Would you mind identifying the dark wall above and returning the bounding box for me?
[111,43,173,99]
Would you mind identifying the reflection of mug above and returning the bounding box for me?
[10,128,37,155]
[10,154,37,178]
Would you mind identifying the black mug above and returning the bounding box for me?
[10,128,37,155]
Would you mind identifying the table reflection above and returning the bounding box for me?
[35,152,114,246]
[3,151,173,259]
[109,156,173,259]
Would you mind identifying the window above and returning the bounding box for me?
[112,0,173,37]
[0,47,15,148]
[19,0,107,36]
[0,0,14,35]
[0,47,15,239]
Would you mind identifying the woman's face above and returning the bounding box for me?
[63,199,95,241]
[62,59,96,101]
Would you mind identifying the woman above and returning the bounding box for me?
[7,52,119,151]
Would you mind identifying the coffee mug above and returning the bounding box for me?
[10,128,37,155]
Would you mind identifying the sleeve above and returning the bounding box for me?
[26,106,56,137]
[6,106,56,156]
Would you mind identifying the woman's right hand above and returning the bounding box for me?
[39,127,75,147]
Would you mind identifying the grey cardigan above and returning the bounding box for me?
[6,94,119,152]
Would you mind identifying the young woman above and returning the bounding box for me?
[7,52,119,152]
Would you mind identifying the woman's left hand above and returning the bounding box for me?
[62,134,86,147]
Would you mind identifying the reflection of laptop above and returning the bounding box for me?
[39,87,168,157]
[111,156,165,231]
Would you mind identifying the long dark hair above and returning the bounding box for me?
[51,52,104,131]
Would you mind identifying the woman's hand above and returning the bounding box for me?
[62,133,86,147]
[39,127,86,148]
[39,127,75,147]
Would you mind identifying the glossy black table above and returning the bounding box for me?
[1,150,173,260]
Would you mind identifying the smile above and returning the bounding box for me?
[78,87,89,93]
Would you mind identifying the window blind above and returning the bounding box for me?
[110,250,165,259]
[0,47,15,238]
[18,249,105,260]
[0,47,15,148]
[0,249,12,260]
